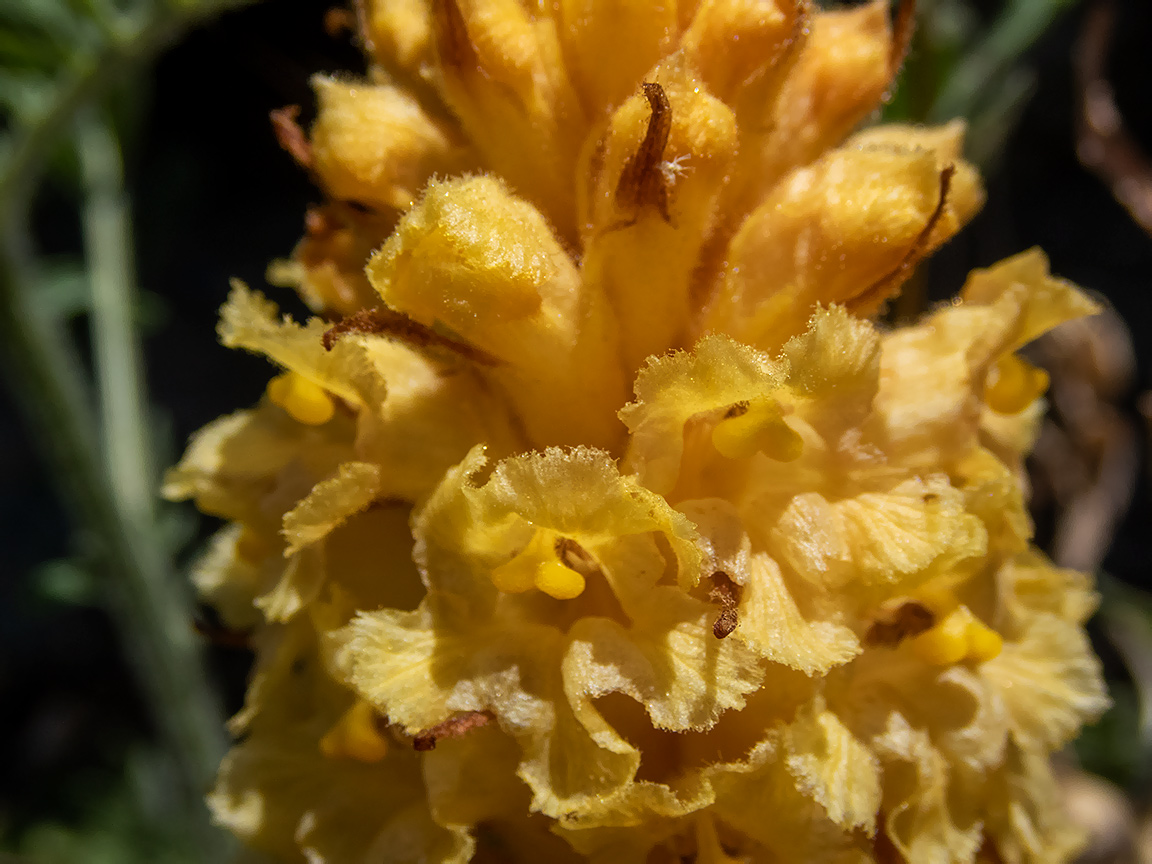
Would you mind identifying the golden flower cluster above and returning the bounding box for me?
[166,0,1110,861]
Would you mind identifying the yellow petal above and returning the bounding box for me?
[579,62,738,377]
[983,613,1109,753]
[783,699,881,834]
[737,553,859,674]
[218,281,385,408]
[367,176,626,449]
[310,76,472,211]
[427,0,584,234]
[282,462,383,557]
[563,587,763,732]
[707,142,980,349]
[559,0,676,111]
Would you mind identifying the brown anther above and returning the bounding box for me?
[322,307,501,366]
[192,617,251,650]
[723,401,750,419]
[413,710,492,751]
[270,106,312,170]
[708,572,741,639]
[888,0,918,78]
[864,601,935,648]
[849,164,954,314]
[434,0,479,72]
[324,7,355,38]
[615,82,674,224]
[555,537,598,575]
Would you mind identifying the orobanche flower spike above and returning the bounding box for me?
[166,0,1109,861]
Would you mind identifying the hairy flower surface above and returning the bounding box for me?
[168,1,1109,862]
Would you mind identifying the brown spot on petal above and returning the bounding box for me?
[322,306,501,366]
[709,572,741,639]
[413,710,492,751]
[865,601,935,648]
[270,105,312,170]
[434,0,479,72]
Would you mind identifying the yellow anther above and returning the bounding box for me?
[490,530,586,599]
[534,560,586,600]
[266,371,335,425]
[711,399,803,462]
[966,619,1004,663]
[909,606,1003,666]
[319,700,388,763]
[984,353,1049,415]
[909,608,970,665]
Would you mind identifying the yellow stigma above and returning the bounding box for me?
[909,606,1003,666]
[983,353,1049,415]
[266,371,336,425]
[711,398,803,461]
[319,699,389,763]
[490,530,586,599]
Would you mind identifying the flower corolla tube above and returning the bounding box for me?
[166,1,1110,861]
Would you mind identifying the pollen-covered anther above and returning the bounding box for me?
[908,606,1004,666]
[489,530,587,599]
[984,352,1050,414]
[319,700,389,763]
[711,398,803,461]
[266,371,335,425]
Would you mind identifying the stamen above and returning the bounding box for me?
[708,572,741,639]
[711,399,803,462]
[319,700,389,763]
[984,353,1050,414]
[490,530,587,599]
[266,371,335,425]
[909,606,1003,666]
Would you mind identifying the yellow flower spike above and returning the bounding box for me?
[266,371,335,425]
[984,353,1050,415]
[711,399,803,462]
[319,699,389,763]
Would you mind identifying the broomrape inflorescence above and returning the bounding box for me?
[165,0,1111,861]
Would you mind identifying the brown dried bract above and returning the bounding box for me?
[324,7,355,38]
[864,601,934,648]
[271,105,312,170]
[888,0,918,78]
[322,306,501,366]
[434,0,479,72]
[192,617,251,650]
[708,572,741,639]
[615,82,674,224]
[413,710,492,751]
[849,163,954,314]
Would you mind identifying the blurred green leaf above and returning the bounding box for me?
[32,558,98,606]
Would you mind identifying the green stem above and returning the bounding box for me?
[76,107,229,805]
[928,0,1075,123]
[0,0,255,854]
